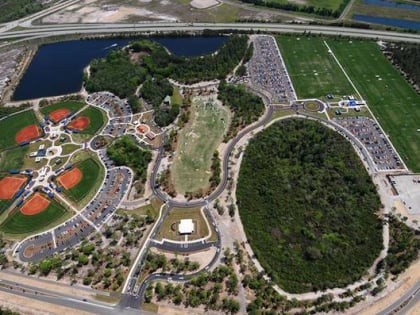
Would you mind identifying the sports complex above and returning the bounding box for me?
[0,25,418,315]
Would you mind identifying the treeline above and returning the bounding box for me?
[218,81,265,139]
[239,0,350,18]
[385,216,420,277]
[107,136,152,181]
[385,42,420,91]
[0,0,49,23]
[237,118,383,293]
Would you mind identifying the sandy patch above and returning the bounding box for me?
[150,246,216,269]
[190,0,221,9]
[42,5,177,23]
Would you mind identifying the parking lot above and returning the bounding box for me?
[333,116,405,171]
[390,175,420,215]
[247,35,296,104]
[0,48,24,100]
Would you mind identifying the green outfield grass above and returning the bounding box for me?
[0,146,28,171]
[40,101,85,117]
[0,110,39,151]
[0,197,67,234]
[63,157,103,203]
[74,106,107,135]
[327,39,420,172]
[276,36,355,99]
[171,98,229,195]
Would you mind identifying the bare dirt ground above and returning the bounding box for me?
[0,289,93,315]
[150,246,216,270]
[38,0,297,24]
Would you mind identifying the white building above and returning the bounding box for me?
[178,219,194,235]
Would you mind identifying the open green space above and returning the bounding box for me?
[156,207,209,242]
[0,197,67,234]
[171,98,229,195]
[276,36,355,99]
[327,39,420,172]
[0,110,39,151]
[0,146,28,171]
[239,0,349,17]
[62,158,102,202]
[61,144,81,155]
[40,101,85,117]
[237,118,383,293]
[74,106,107,135]
[117,198,162,219]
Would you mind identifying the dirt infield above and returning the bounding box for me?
[49,109,71,123]
[0,177,26,200]
[67,116,90,131]
[21,193,50,215]
[15,124,41,144]
[57,168,83,189]
[137,124,150,134]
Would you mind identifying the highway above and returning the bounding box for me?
[1,22,420,44]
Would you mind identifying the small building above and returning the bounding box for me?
[146,132,155,141]
[178,219,194,235]
[163,95,171,106]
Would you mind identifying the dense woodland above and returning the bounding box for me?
[85,35,250,126]
[385,216,420,277]
[218,81,265,139]
[236,118,383,293]
[0,0,50,23]
[385,43,420,90]
[107,136,152,181]
[238,0,350,18]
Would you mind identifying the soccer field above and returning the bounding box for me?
[276,36,355,99]
[327,39,420,172]
[171,98,229,195]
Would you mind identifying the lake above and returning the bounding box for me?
[362,0,420,10]
[13,36,228,101]
[352,14,420,30]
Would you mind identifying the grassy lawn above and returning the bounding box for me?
[39,101,85,117]
[276,36,355,99]
[268,0,345,11]
[62,158,103,203]
[0,197,67,234]
[74,106,107,135]
[117,198,162,219]
[0,110,39,151]
[156,207,209,242]
[61,144,81,155]
[171,98,229,194]
[327,39,420,172]
[327,106,373,119]
[0,146,28,171]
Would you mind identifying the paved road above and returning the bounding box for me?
[377,280,420,315]
[1,22,420,44]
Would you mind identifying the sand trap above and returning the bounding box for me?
[190,0,221,9]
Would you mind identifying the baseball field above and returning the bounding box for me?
[276,36,355,99]
[327,39,420,172]
[0,110,40,150]
[40,101,85,122]
[59,158,102,202]
[66,106,106,135]
[0,195,67,234]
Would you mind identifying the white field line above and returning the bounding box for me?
[323,40,408,172]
